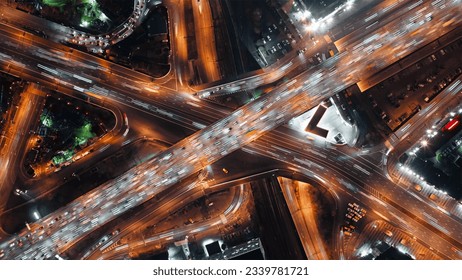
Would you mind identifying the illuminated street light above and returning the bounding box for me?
[33,211,40,220]
[345,0,354,10]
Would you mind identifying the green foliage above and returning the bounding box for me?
[42,0,106,28]
[78,0,103,26]
[74,122,95,146]
[52,122,95,166]
[40,113,53,128]
[42,0,70,8]
[52,149,74,165]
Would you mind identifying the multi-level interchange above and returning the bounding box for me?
[0,0,461,260]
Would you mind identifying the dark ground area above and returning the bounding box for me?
[22,91,116,176]
[106,6,170,78]
[408,115,462,199]
[0,75,24,136]
[227,0,279,71]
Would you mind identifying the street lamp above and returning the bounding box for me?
[33,211,40,220]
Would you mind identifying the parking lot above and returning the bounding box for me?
[360,37,462,131]
[342,202,367,236]
[255,21,294,67]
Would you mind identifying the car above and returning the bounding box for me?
[315,54,322,63]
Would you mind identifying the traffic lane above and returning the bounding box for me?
[0,26,232,131]
[278,177,329,259]
[255,125,462,241]
[0,43,211,134]
[191,0,221,83]
[0,69,328,259]
[1,0,452,149]
[0,22,159,85]
[247,135,461,258]
[0,0,462,258]
[0,86,45,210]
[256,147,458,259]
[90,184,245,260]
